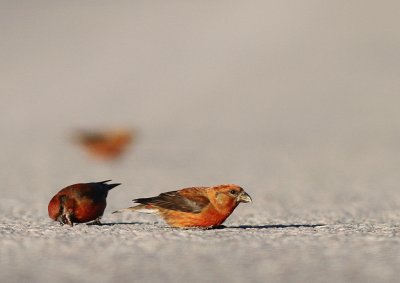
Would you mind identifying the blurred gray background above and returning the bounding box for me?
[1,1,400,283]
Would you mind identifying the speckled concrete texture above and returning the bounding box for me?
[1,1,400,283]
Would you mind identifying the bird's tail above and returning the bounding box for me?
[97,180,121,190]
[112,204,156,214]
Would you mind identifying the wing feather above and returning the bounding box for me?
[133,187,210,213]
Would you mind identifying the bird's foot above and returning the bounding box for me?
[64,213,74,227]
[57,214,73,227]
[57,215,65,226]
[87,217,102,226]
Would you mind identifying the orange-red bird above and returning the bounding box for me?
[113,184,252,228]
[74,129,133,160]
[48,180,120,226]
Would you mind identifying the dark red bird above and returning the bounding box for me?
[48,180,120,226]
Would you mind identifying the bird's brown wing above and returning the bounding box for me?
[133,187,210,213]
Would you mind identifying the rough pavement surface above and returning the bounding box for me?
[1,2,400,283]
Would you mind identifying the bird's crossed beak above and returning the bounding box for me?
[237,191,252,203]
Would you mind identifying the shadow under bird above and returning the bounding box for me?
[113,184,252,228]
[48,180,120,226]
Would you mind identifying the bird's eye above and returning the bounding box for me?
[229,190,237,195]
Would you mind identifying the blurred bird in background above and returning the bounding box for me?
[73,128,133,161]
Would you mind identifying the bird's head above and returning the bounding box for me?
[208,184,252,212]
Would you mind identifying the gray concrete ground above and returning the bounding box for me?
[1,1,400,282]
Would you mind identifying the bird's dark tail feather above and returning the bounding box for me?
[97,180,121,190]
